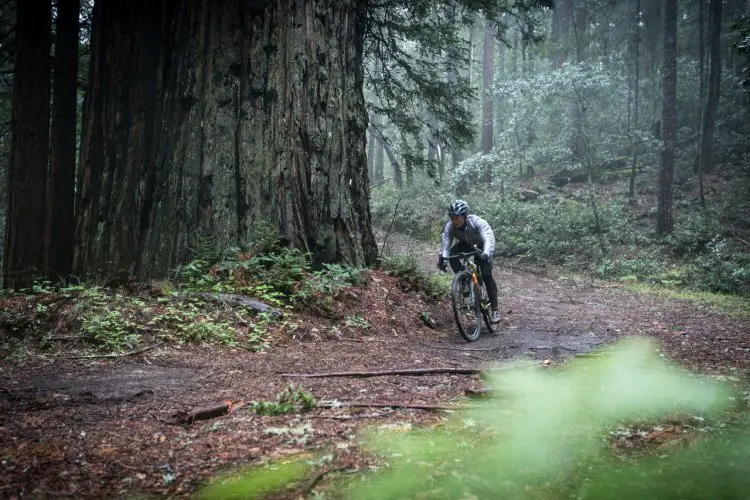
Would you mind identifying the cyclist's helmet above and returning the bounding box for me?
[447,199,469,217]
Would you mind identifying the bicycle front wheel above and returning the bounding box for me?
[451,272,481,342]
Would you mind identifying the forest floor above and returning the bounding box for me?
[1,236,749,499]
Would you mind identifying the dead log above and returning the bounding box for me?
[167,400,250,425]
[282,367,481,378]
[180,292,283,318]
[171,402,229,425]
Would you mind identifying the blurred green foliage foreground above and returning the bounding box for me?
[198,338,750,499]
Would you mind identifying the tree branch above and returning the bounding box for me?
[282,367,481,378]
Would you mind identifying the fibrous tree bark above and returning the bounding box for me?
[75,0,377,278]
[657,0,678,235]
[3,0,51,289]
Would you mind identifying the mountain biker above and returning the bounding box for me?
[437,199,501,324]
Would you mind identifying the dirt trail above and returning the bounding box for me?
[1,241,748,498]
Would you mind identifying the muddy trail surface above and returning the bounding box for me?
[1,243,748,498]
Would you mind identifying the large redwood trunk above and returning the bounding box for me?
[3,0,51,288]
[75,0,376,278]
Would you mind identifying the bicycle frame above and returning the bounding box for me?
[447,248,494,341]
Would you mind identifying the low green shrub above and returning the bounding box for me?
[253,384,317,416]
[381,251,451,301]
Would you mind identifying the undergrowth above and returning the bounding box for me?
[380,251,451,301]
[0,244,368,355]
[372,169,750,298]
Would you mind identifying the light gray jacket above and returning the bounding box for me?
[441,214,496,258]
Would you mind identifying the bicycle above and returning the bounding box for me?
[445,247,496,342]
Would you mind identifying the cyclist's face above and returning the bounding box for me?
[451,215,465,228]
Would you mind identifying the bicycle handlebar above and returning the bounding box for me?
[448,245,482,260]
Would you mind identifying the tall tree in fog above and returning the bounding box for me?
[657,0,678,235]
[628,0,641,201]
[699,0,723,174]
[481,19,495,184]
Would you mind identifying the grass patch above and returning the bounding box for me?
[623,283,750,319]
[252,384,317,416]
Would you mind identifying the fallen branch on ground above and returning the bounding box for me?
[282,367,481,378]
[47,334,89,341]
[417,341,495,352]
[308,413,388,420]
[178,292,283,318]
[319,401,464,411]
[67,342,164,360]
[0,386,69,395]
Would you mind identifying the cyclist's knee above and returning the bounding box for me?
[448,258,462,274]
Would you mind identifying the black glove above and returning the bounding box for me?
[437,255,447,271]
[479,250,492,263]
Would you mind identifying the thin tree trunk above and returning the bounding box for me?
[446,3,467,172]
[3,0,51,289]
[375,137,384,184]
[47,0,80,280]
[569,0,583,62]
[382,139,403,188]
[481,20,494,184]
[657,0,678,236]
[643,0,663,75]
[628,0,641,202]
[551,0,571,69]
[695,0,706,207]
[699,0,723,174]
[495,39,505,140]
[367,129,375,182]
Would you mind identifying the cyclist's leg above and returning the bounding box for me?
[448,241,472,273]
[477,257,499,310]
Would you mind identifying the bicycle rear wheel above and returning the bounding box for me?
[451,272,481,342]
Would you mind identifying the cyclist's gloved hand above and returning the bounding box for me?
[480,250,492,262]
[437,255,447,272]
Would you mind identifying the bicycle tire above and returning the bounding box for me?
[451,271,481,342]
